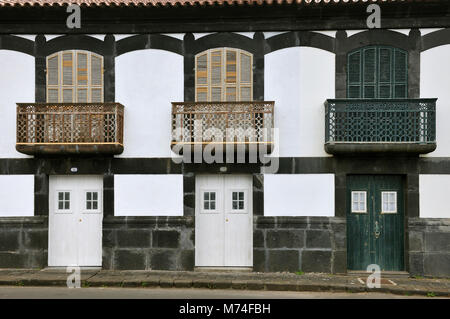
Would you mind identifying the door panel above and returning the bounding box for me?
[347,175,404,271]
[195,175,253,267]
[49,175,103,267]
[224,176,253,267]
[195,175,224,266]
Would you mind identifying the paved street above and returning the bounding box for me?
[0,286,445,299]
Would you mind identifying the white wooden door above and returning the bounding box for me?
[195,175,253,267]
[49,175,103,267]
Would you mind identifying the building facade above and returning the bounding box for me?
[0,0,449,277]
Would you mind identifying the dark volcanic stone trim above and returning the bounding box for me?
[407,218,450,277]
[103,173,114,217]
[42,35,106,56]
[0,35,34,56]
[253,216,345,273]
[192,32,256,55]
[264,31,335,54]
[115,34,183,57]
[5,157,450,175]
[1,3,449,33]
[183,33,195,101]
[183,172,195,217]
[34,174,49,216]
[253,174,264,216]
[421,28,450,52]
[0,216,48,268]
[103,216,194,227]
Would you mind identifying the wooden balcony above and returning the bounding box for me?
[16,103,124,155]
[171,101,274,154]
[324,99,437,155]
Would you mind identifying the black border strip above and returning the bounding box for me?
[265,31,335,54]
[0,35,34,56]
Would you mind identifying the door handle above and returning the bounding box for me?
[225,218,229,222]
[79,218,82,222]
[374,221,381,238]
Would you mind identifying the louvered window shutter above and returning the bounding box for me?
[378,47,393,98]
[363,47,376,99]
[196,53,208,102]
[347,46,408,99]
[90,54,103,102]
[195,48,253,102]
[46,51,104,103]
[393,49,407,98]
[62,52,74,102]
[77,52,88,102]
[47,54,60,103]
[210,50,222,101]
[240,52,252,101]
[225,50,237,102]
[347,50,362,99]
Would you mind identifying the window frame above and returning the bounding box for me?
[83,190,102,214]
[200,189,220,214]
[351,190,367,214]
[55,190,72,214]
[381,191,398,214]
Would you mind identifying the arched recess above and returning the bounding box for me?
[46,50,104,103]
[335,29,420,98]
[194,47,253,102]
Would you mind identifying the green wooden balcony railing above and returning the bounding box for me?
[324,99,437,154]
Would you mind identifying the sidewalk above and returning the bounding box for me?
[0,268,448,297]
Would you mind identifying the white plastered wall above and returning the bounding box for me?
[0,175,34,216]
[0,50,34,158]
[115,49,183,158]
[419,175,450,218]
[265,47,334,157]
[264,174,335,217]
[421,45,450,157]
[114,175,183,216]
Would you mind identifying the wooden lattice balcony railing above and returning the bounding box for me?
[324,98,437,154]
[171,101,274,153]
[16,103,124,155]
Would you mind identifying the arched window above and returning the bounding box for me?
[347,46,408,99]
[46,50,103,103]
[195,48,253,102]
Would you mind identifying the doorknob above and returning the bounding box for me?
[225,218,229,222]
[79,218,82,222]
[374,221,381,239]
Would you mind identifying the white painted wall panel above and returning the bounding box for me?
[115,49,183,157]
[419,175,450,218]
[264,174,335,216]
[265,47,334,157]
[421,45,450,157]
[114,175,183,216]
[0,175,34,216]
[0,51,34,158]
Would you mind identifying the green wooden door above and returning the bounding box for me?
[347,175,404,271]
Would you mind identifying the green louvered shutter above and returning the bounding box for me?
[347,50,362,98]
[363,47,376,98]
[378,47,392,98]
[347,46,408,99]
[393,49,407,98]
